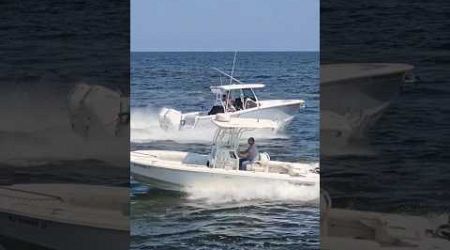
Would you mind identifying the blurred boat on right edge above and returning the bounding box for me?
[320,191,450,249]
[321,63,415,156]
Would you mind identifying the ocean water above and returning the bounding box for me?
[131,52,320,249]
[0,0,129,248]
[0,0,130,181]
[321,0,450,214]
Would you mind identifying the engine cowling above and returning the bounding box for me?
[159,108,182,131]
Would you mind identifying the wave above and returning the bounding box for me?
[185,178,319,205]
[130,106,289,144]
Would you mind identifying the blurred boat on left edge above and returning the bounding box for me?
[0,184,129,250]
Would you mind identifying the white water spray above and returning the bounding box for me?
[130,106,288,143]
[184,172,319,205]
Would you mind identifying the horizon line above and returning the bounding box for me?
[131,50,319,53]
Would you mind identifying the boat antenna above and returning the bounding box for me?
[229,51,237,84]
[212,67,245,84]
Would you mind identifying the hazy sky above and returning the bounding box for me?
[131,0,319,52]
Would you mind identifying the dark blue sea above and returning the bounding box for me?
[0,0,129,185]
[130,52,320,249]
[0,0,129,248]
[321,0,450,214]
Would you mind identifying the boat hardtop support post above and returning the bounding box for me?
[209,127,247,170]
[249,87,261,121]
[208,115,277,170]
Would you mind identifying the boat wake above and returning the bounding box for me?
[131,106,289,143]
[184,176,319,205]
[131,106,213,143]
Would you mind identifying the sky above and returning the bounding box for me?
[131,0,319,52]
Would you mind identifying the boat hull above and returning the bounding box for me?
[0,184,129,250]
[130,150,318,192]
[131,162,317,192]
[161,99,303,133]
[320,63,414,155]
[0,212,128,250]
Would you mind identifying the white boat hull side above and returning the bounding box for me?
[240,100,301,124]
[181,100,303,132]
[131,162,318,191]
[0,212,128,250]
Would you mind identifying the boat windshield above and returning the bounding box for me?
[208,91,234,115]
[231,88,258,110]
[242,89,255,100]
[208,87,259,115]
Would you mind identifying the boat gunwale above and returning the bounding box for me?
[130,151,318,184]
[321,63,414,85]
[185,99,305,121]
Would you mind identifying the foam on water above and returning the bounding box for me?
[130,106,214,143]
[185,175,319,205]
[130,106,289,143]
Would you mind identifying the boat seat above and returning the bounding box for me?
[258,152,270,164]
[247,152,270,172]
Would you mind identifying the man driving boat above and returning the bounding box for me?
[222,94,236,112]
[239,137,258,170]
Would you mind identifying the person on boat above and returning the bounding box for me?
[238,137,258,170]
[222,94,236,112]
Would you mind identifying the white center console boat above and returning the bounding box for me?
[159,68,304,132]
[131,115,319,192]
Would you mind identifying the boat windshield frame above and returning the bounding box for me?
[211,86,260,112]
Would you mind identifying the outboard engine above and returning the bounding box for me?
[159,108,182,131]
[68,83,128,137]
[247,152,270,172]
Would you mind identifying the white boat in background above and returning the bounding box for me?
[131,115,319,192]
[320,191,450,249]
[321,63,415,155]
[0,184,128,250]
[159,67,304,132]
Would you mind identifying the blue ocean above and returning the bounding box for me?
[130,52,320,249]
[321,0,450,214]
